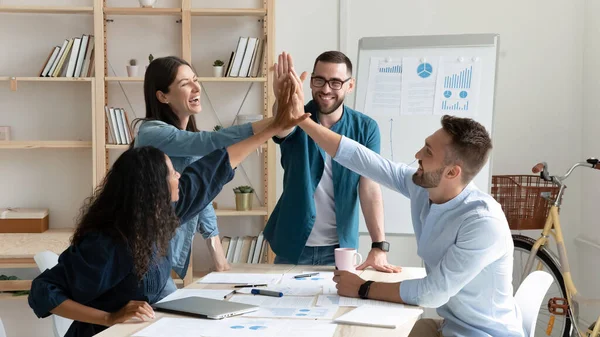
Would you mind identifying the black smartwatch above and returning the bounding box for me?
[358,280,374,299]
[371,241,390,252]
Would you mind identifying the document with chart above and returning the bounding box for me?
[400,56,439,116]
[364,57,403,117]
[433,56,482,117]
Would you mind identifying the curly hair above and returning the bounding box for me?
[72,146,180,280]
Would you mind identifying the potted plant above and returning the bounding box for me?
[126,59,139,77]
[233,185,254,211]
[213,125,222,132]
[213,59,224,77]
[146,54,154,71]
[138,0,157,8]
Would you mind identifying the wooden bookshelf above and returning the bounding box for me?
[215,207,268,217]
[0,77,93,82]
[104,7,181,16]
[0,6,93,14]
[190,8,266,16]
[105,76,266,82]
[0,141,92,149]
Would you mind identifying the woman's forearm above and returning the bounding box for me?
[227,125,277,168]
[51,299,111,327]
[251,117,274,134]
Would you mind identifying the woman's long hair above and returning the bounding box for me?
[72,146,180,280]
[132,56,199,132]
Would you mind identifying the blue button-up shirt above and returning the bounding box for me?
[135,120,253,278]
[264,101,380,263]
[335,136,524,337]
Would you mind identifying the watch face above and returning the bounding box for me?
[373,242,389,252]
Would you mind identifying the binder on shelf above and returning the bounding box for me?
[238,37,257,77]
[228,37,248,77]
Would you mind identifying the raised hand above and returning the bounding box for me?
[107,300,155,326]
[272,76,311,132]
[272,52,290,99]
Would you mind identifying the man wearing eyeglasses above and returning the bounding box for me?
[263,51,400,273]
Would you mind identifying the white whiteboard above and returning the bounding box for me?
[353,34,499,234]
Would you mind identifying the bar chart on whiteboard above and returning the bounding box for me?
[433,56,482,117]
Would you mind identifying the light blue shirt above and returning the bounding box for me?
[334,136,524,337]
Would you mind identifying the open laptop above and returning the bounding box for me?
[152,296,259,319]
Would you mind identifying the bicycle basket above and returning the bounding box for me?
[490,175,560,230]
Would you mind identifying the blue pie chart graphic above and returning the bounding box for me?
[443,90,452,98]
[460,91,468,98]
[417,63,433,78]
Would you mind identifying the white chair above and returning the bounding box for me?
[33,251,73,337]
[514,270,554,337]
[0,317,7,337]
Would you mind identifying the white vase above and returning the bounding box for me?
[126,65,139,77]
[138,0,157,7]
[213,66,224,77]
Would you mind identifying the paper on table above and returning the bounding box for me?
[235,284,323,296]
[316,295,405,308]
[334,305,423,329]
[243,306,339,320]
[133,317,337,337]
[229,295,315,308]
[197,273,282,285]
[280,271,336,288]
[156,289,234,304]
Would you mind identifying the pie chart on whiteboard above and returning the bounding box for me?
[417,63,433,78]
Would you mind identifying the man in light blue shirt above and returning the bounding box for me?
[283,78,524,336]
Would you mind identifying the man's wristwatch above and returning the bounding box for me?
[358,280,374,299]
[371,241,390,252]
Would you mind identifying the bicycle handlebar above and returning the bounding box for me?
[531,158,599,184]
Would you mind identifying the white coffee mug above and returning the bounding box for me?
[334,248,363,273]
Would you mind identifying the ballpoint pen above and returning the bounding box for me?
[233,284,268,288]
[294,272,319,279]
[251,289,283,297]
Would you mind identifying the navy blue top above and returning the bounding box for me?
[264,101,380,263]
[28,148,235,337]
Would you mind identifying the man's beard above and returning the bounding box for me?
[313,92,344,115]
[412,166,445,188]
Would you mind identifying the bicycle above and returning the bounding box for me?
[495,158,599,337]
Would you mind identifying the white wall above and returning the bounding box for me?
[577,0,600,325]
[0,0,596,335]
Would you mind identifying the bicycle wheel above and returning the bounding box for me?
[513,234,571,337]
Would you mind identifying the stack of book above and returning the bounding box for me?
[104,106,133,145]
[39,34,95,78]
[221,231,266,264]
[222,36,265,78]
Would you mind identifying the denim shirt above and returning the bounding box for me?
[28,149,236,337]
[334,136,524,337]
[135,120,253,277]
[264,101,380,263]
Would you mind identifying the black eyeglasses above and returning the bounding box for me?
[311,76,351,90]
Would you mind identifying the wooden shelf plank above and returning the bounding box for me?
[104,7,181,16]
[0,6,93,14]
[191,8,266,16]
[105,76,266,82]
[215,207,267,216]
[0,141,92,149]
[106,144,130,149]
[0,229,73,259]
[0,77,93,82]
[0,279,31,292]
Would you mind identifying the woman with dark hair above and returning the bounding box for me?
[27,77,309,337]
[134,56,272,292]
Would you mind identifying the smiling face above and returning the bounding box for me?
[165,155,181,202]
[310,61,354,115]
[413,128,454,188]
[157,65,202,117]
